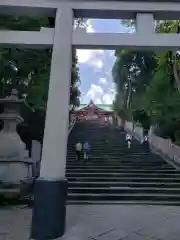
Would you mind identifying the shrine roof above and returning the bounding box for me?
[74,103,113,112]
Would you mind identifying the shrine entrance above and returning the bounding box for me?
[1,1,180,239]
[74,100,113,122]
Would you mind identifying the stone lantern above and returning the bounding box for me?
[0,89,35,197]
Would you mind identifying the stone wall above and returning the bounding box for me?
[118,117,180,166]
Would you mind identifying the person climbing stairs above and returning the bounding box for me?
[66,120,180,205]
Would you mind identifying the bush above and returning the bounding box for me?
[133,109,150,131]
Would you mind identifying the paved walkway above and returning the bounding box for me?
[0,205,180,239]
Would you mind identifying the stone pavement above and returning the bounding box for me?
[1,205,180,239]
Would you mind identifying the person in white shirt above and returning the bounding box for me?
[125,133,132,148]
[141,135,148,143]
[75,142,82,161]
[141,135,150,152]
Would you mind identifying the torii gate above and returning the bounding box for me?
[1,0,180,239]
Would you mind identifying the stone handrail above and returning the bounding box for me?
[122,119,180,166]
[149,135,180,166]
[68,117,76,135]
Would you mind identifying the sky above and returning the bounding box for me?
[76,19,132,105]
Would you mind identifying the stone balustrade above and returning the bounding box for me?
[68,117,76,135]
[117,117,180,166]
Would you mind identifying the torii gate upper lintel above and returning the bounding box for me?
[1,0,180,20]
[1,1,180,50]
[1,1,180,240]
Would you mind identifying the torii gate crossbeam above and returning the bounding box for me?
[1,28,180,50]
[1,1,180,239]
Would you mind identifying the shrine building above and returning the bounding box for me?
[74,100,113,121]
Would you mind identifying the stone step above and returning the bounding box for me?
[66,172,180,177]
[71,134,125,136]
[67,192,180,201]
[67,159,166,163]
[68,158,166,162]
[67,160,166,165]
[67,176,180,182]
[68,144,142,147]
[66,166,174,170]
[67,166,174,172]
[66,164,172,170]
[67,152,159,156]
[68,181,180,188]
[67,200,180,205]
[68,147,148,149]
[68,146,147,149]
[67,152,154,156]
[66,168,176,173]
[68,187,180,194]
[67,162,166,166]
[67,157,153,160]
[71,129,123,131]
[67,157,166,161]
[67,157,162,161]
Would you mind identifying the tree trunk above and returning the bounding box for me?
[173,51,180,89]
[172,22,180,89]
[127,79,132,109]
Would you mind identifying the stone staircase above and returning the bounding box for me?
[66,120,180,205]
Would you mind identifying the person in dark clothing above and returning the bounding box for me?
[83,141,91,160]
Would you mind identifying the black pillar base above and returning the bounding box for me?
[30,178,68,240]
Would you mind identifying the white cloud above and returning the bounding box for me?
[77,50,92,63]
[111,82,116,89]
[76,20,104,65]
[102,93,114,104]
[86,20,95,33]
[95,98,102,104]
[87,84,103,98]
[109,50,115,57]
[76,19,116,105]
[102,94,112,104]
[88,59,104,69]
[99,77,107,85]
[77,49,104,65]
[102,87,116,104]
[86,84,103,103]
[96,60,103,68]
[86,83,116,104]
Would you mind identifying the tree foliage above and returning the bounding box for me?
[113,20,180,144]
[0,15,81,143]
[112,50,156,114]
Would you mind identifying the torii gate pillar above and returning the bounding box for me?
[31,4,73,240]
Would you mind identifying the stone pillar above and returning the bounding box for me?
[136,13,154,34]
[31,140,41,177]
[31,4,73,240]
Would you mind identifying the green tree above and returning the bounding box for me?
[0,15,81,142]
[112,50,156,117]
[144,51,180,141]
[0,15,81,108]
[113,19,180,143]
